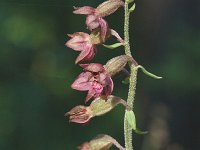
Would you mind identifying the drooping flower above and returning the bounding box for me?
[73,0,124,42]
[66,29,116,64]
[71,63,113,103]
[66,95,127,124]
[66,32,97,64]
[78,134,126,150]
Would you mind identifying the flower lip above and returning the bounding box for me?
[89,29,104,44]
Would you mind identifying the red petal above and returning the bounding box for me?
[85,90,95,103]
[66,32,90,51]
[104,77,113,97]
[86,15,100,31]
[71,72,93,91]
[75,45,95,64]
[99,18,109,42]
[83,46,96,61]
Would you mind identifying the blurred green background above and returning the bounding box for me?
[0,0,199,150]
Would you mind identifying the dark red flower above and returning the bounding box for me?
[71,63,113,103]
[66,32,96,64]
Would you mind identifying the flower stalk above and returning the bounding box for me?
[124,0,131,57]
[124,65,137,150]
[124,0,137,149]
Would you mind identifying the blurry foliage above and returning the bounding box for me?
[0,0,199,150]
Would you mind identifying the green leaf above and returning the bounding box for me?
[137,65,162,79]
[129,3,136,12]
[126,110,148,135]
[103,43,123,49]
[126,110,136,130]
[135,128,148,135]
[122,77,130,84]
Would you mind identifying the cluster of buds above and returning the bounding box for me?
[66,0,134,149]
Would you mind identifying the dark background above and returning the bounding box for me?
[0,0,199,150]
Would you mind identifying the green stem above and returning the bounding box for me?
[124,66,138,150]
[124,1,138,150]
[124,1,131,56]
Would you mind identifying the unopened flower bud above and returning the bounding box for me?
[96,0,124,17]
[105,55,133,76]
[78,134,125,150]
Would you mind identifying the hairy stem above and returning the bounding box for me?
[124,1,131,57]
[124,1,138,150]
[124,66,138,150]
